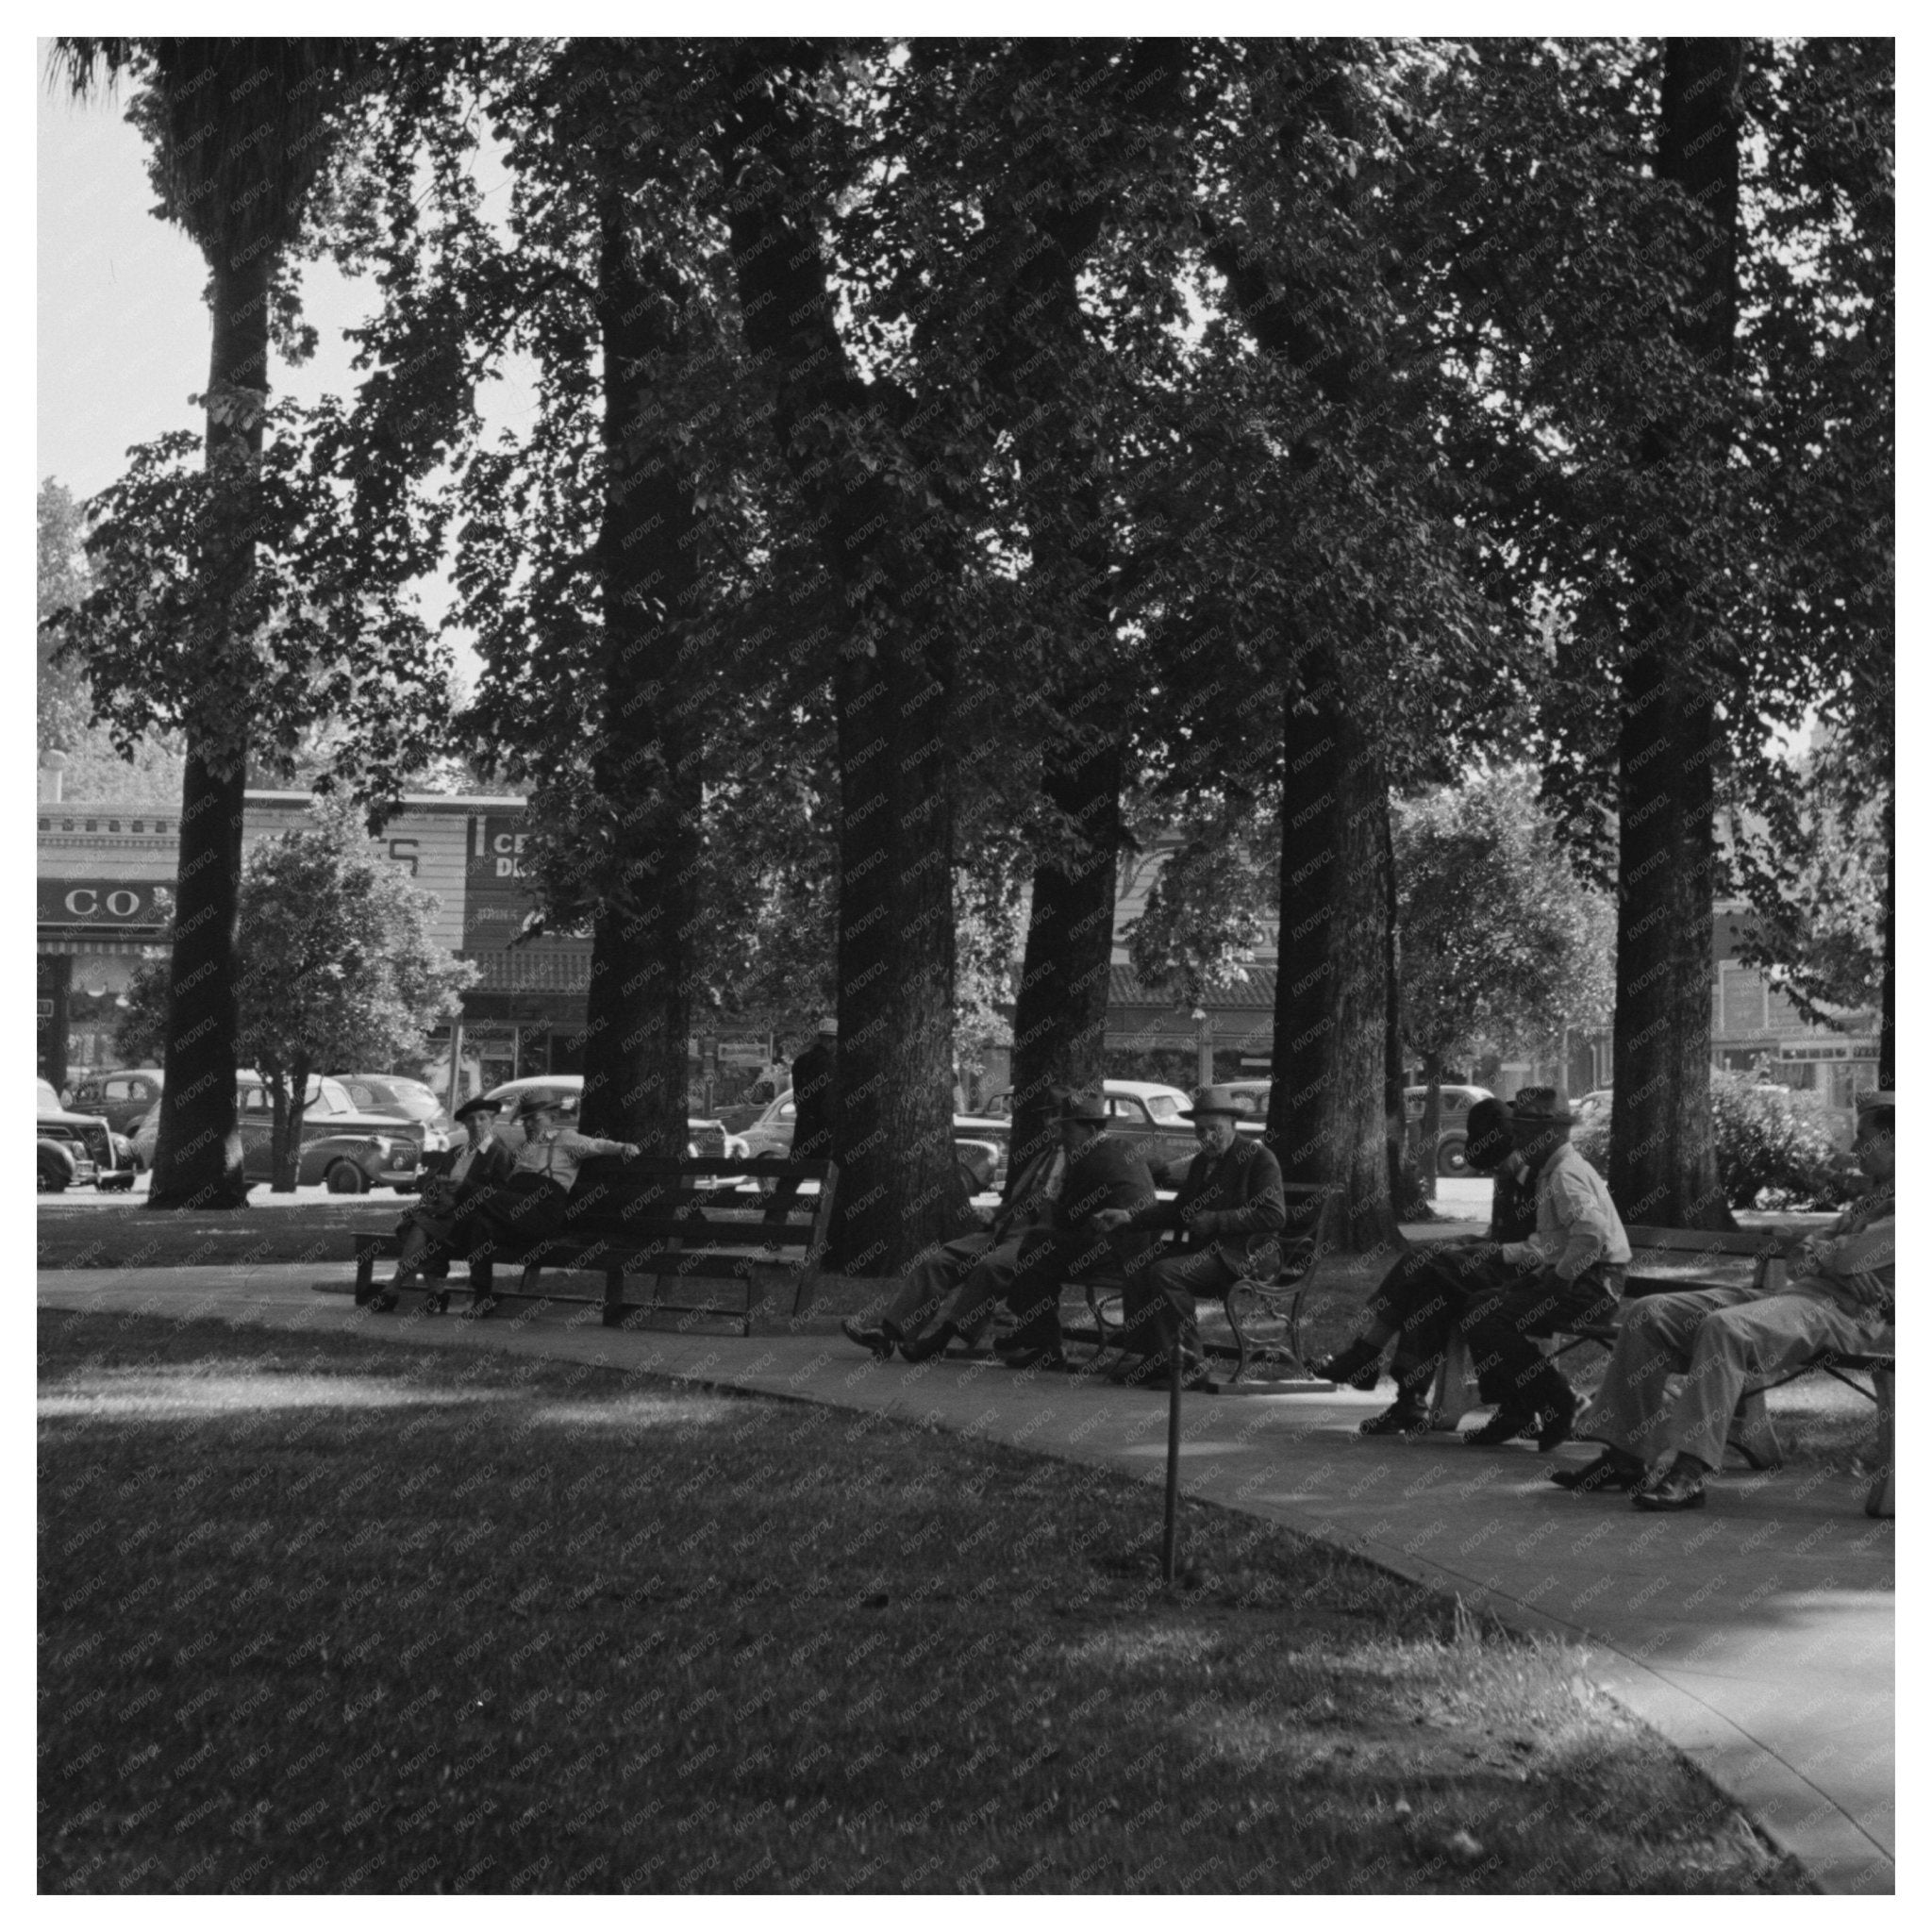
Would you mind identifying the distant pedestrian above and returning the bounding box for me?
[791,1017,838,1162]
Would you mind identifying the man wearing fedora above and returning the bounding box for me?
[372,1092,518,1312]
[990,1089,1158,1373]
[1453,1086,1630,1450]
[1555,1091,1895,1510]
[1091,1084,1288,1390]
[1313,1096,1541,1434]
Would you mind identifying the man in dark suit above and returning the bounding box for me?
[371,1093,517,1312]
[790,1017,838,1162]
[840,1130,1066,1361]
[993,1091,1158,1373]
[1093,1084,1287,1389]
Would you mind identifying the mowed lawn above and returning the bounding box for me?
[40,1310,1807,1894]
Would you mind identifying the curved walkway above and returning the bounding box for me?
[36,1264,1894,1895]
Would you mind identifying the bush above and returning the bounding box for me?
[1709,1072,1846,1209]
[1572,1074,1845,1211]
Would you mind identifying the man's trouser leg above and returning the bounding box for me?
[935,1237,1026,1346]
[880,1235,993,1338]
[1458,1262,1611,1411]
[1124,1250,1234,1362]
[1005,1228,1117,1351]
[1592,1289,1864,1472]
[1379,1244,1501,1388]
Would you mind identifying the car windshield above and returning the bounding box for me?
[37,1079,63,1112]
[1144,1095,1183,1122]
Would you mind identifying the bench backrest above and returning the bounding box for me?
[1623,1224,1776,1260]
[558,1157,839,1264]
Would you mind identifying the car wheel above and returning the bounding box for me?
[1437,1133,1470,1178]
[38,1148,72,1193]
[325,1160,370,1195]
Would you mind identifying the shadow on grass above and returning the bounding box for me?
[40,1311,1807,1895]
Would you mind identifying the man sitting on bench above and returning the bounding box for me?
[1554,1091,1896,1510]
[840,1124,1067,1362]
[1091,1084,1287,1391]
[990,1090,1157,1374]
[1311,1097,1536,1435]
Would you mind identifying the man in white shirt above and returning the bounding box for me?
[1556,1092,1895,1510]
[1457,1088,1630,1450]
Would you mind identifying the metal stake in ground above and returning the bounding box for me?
[1161,1346,1182,1583]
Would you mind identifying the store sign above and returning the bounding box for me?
[463,814,541,952]
[1779,1041,1878,1063]
[38,879,174,926]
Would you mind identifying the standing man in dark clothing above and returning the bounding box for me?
[1313,1097,1537,1435]
[790,1017,838,1162]
[993,1091,1158,1373]
[1093,1085,1288,1389]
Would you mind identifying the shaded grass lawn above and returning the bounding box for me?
[40,1311,1806,1894]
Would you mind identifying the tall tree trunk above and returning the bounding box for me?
[1608,38,1743,1231]
[578,188,699,1158]
[713,51,958,1272]
[1878,793,1894,1089]
[1385,805,1426,1215]
[148,247,268,1211]
[1000,175,1124,1189]
[1269,658,1398,1252]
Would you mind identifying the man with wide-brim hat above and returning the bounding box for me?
[1091,1085,1287,1390]
[986,1087,1158,1373]
[1554,1091,1896,1510]
[1313,1095,1542,1435]
[371,1092,516,1313]
[464,1092,641,1317]
[1448,1086,1631,1450]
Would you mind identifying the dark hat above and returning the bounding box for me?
[1180,1084,1248,1120]
[454,1094,503,1124]
[1855,1090,1896,1114]
[1053,1087,1108,1124]
[1464,1097,1514,1170]
[1508,1087,1573,1128]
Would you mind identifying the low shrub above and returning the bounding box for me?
[1571,1074,1844,1211]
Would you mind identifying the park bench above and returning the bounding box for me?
[1074,1182,1336,1387]
[1425,1223,1893,1517]
[352,1156,839,1336]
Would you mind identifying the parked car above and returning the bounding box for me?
[477,1075,749,1161]
[739,1088,1014,1192]
[1573,1088,1613,1128]
[130,1074,426,1192]
[37,1077,135,1192]
[1403,1083,1496,1176]
[67,1067,166,1138]
[337,1073,454,1155]
[979,1078,1261,1185]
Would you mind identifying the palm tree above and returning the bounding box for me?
[49,39,368,1208]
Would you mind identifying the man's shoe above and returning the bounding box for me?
[897,1323,956,1365]
[1534,1382,1580,1454]
[841,1316,891,1357]
[1357,1401,1433,1438]
[1548,1450,1648,1493]
[367,1288,399,1313]
[995,1341,1070,1373]
[1631,1463,1707,1511]
[423,1289,449,1316]
[1463,1407,1538,1447]
[1313,1346,1383,1392]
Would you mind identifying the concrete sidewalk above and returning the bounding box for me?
[38,1264,1894,1895]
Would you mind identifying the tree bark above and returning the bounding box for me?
[577,187,700,1158]
[1269,659,1399,1252]
[148,245,267,1211]
[1608,38,1743,1231]
[713,50,958,1273]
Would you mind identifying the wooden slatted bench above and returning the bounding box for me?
[1074,1182,1336,1386]
[1427,1222,1893,1516]
[352,1156,838,1336]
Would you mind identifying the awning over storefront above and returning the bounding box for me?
[37,931,169,957]
[1102,964,1277,1053]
